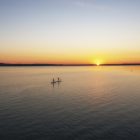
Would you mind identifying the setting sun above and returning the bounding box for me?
[96,62,100,66]
[93,59,102,66]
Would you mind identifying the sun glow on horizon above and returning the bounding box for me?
[96,62,100,66]
[92,59,103,66]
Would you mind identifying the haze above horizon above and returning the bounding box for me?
[0,0,140,64]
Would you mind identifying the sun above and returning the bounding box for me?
[96,62,100,66]
[94,59,102,66]
[91,59,103,66]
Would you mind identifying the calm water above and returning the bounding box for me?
[0,66,140,140]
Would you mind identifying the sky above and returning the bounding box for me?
[0,0,140,64]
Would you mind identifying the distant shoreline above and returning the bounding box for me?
[0,63,140,66]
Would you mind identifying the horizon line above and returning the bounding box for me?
[0,63,140,66]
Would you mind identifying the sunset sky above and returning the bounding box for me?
[0,0,140,64]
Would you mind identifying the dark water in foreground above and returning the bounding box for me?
[0,66,140,140]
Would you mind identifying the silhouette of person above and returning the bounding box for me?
[53,78,55,83]
[58,77,60,81]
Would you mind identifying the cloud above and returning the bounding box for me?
[74,0,95,7]
[73,0,110,11]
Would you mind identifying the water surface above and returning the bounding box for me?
[0,66,140,140]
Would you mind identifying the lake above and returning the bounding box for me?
[0,66,140,140]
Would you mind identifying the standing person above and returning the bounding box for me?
[53,78,55,83]
[58,77,60,82]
